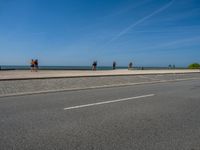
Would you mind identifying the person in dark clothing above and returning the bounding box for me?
[34,59,39,72]
[92,61,95,70]
[113,61,116,70]
[128,62,133,70]
[92,61,97,71]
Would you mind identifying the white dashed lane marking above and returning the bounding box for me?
[64,94,155,110]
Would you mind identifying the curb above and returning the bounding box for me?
[0,72,199,81]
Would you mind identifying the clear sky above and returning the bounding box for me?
[0,0,200,67]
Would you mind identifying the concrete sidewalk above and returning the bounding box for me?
[0,69,199,80]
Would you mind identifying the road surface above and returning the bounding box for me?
[0,77,200,149]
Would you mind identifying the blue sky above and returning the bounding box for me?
[0,0,200,67]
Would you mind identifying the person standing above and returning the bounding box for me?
[113,61,116,70]
[92,61,97,71]
[128,62,133,70]
[94,61,97,70]
[34,59,39,72]
[30,59,34,72]
[92,61,95,70]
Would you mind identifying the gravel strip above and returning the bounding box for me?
[0,74,199,97]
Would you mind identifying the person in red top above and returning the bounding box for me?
[34,59,38,72]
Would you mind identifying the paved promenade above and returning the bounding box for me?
[0,69,199,80]
[0,69,199,97]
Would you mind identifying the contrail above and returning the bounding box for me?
[109,0,174,43]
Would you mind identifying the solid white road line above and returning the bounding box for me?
[64,94,155,110]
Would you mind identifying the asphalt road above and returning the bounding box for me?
[0,78,200,150]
